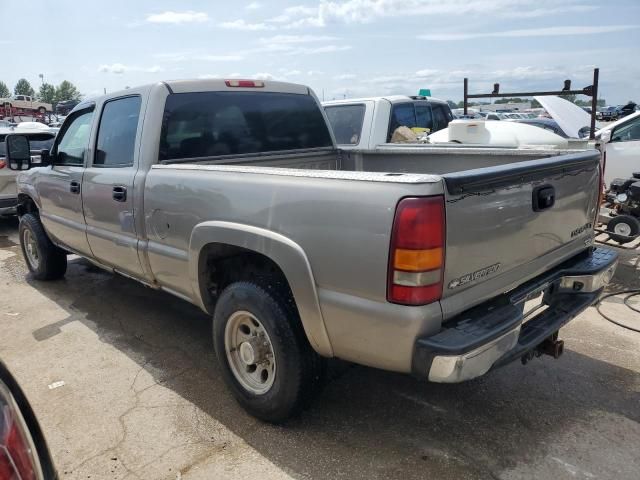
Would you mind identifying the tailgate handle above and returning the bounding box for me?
[532,185,555,212]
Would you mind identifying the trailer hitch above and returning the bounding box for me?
[521,333,564,365]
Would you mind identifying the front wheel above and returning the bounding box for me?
[607,214,640,244]
[213,281,324,423]
[19,214,67,280]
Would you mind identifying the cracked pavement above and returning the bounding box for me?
[0,218,638,480]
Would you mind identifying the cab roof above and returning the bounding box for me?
[323,95,448,106]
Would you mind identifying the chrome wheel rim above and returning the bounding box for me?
[23,229,39,270]
[614,222,632,237]
[224,310,276,395]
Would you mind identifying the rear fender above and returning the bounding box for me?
[189,221,333,357]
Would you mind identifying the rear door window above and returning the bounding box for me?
[431,104,452,132]
[388,103,416,141]
[94,96,141,167]
[159,92,333,161]
[415,103,434,132]
[324,104,366,145]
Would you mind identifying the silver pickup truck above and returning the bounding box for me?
[4,79,617,422]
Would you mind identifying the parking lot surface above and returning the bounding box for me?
[0,218,638,480]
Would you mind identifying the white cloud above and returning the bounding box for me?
[254,72,275,80]
[502,5,598,18]
[98,63,163,74]
[245,2,262,10]
[259,34,338,44]
[334,73,357,80]
[418,25,639,41]
[153,52,244,62]
[280,69,302,76]
[263,0,601,28]
[219,19,274,31]
[146,11,209,24]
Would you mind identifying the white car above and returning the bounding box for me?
[597,111,640,185]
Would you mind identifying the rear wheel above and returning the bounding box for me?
[213,281,325,423]
[607,214,640,244]
[38,106,46,114]
[19,213,67,280]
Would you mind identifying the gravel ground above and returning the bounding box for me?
[0,218,637,480]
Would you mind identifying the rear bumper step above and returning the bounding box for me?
[412,247,618,382]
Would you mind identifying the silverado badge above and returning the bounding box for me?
[448,263,501,289]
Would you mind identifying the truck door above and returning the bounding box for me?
[82,95,144,277]
[37,106,94,255]
[604,114,640,184]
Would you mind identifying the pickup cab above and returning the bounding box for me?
[4,79,617,422]
[1,95,52,114]
[323,95,453,149]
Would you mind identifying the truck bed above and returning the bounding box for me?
[173,144,592,177]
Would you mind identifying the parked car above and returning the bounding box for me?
[323,95,453,147]
[5,78,617,422]
[597,106,618,121]
[54,100,80,116]
[0,360,57,479]
[0,95,52,114]
[598,111,640,185]
[511,118,568,137]
[0,126,56,215]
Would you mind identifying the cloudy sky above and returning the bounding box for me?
[2,0,639,104]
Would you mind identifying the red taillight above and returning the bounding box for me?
[0,384,39,480]
[224,79,265,88]
[0,159,6,169]
[388,196,445,306]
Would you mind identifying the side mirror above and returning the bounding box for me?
[600,130,612,144]
[5,135,32,171]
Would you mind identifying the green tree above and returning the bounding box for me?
[54,80,81,102]
[0,81,9,98]
[446,100,457,109]
[37,83,56,105]
[559,94,576,103]
[495,97,526,104]
[14,78,35,97]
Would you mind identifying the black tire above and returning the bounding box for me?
[606,215,640,244]
[19,213,67,280]
[213,281,325,423]
[38,106,46,114]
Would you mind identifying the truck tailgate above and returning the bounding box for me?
[440,151,601,317]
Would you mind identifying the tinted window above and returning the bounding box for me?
[95,96,141,166]
[431,104,452,131]
[160,92,333,161]
[56,109,94,165]
[388,103,417,141]
[612,116,640,142]
[324,104,366,145]
[415,103,434,132]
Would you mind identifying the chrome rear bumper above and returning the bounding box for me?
[412,247,618,383]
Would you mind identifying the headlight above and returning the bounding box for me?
[616,193,629,203]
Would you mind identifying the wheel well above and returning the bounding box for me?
[198,244,295,314]
[17,194,38,217]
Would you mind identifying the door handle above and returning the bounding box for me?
[112,186,127,202]
[69,181,80,194]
